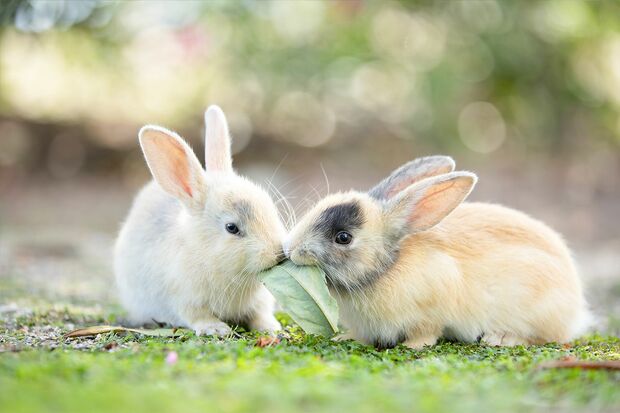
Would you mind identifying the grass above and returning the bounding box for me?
[1,306,619,413]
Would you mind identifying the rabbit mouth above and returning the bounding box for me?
[257,249,287,272]
[288,247,319,267]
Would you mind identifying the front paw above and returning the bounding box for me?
[192,320,232,337]
[403,335,439,349]
[480,332,528,347]
[250,316,282,333]
[332,332,355,342]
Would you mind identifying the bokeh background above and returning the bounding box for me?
[0,1,619,331]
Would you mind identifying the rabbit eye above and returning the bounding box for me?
[334,231,352,245]
[225,223,240,235]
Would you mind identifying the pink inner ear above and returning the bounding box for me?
[408,180,457,225]
[151,135,193,198]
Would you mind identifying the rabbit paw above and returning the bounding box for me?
[332,332,356,342]
[480,332,528,347]
[403,335,439,349]
[193,320,232,337]
[249,315,282,333]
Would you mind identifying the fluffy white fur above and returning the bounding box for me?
[115,105,284,336]
[286,157,590,348]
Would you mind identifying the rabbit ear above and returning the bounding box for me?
[386,172,477,233]
[369,156,455,200]
[204,105,233,173]
[139,126,206,209]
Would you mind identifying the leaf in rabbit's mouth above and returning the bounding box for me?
[258,260,339,337]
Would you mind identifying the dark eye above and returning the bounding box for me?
[334,231,352,245]
[225,223,240,235]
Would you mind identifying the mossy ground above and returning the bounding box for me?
[1,301,619,413]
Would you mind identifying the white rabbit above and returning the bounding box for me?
[115,106,284,336]
[285,156,590,348]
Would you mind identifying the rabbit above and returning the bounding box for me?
[114,105,285,336]
[284,156,590,348]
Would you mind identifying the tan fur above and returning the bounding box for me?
[362,202,585,346]
[286,164,589,349]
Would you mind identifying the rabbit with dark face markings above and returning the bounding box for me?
[285,156,589,348]
[115,106,284,336]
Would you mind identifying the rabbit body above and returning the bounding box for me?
[286,157,589,348]
[115,106,283,335]
[115,180,281,334]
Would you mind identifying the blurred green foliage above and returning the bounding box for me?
[1,0,620,154]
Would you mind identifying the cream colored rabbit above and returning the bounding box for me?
[115,106,284,336]
[285,156,589,348]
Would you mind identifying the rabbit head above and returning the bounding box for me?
[139,106,286,275]
[285,156,477,291]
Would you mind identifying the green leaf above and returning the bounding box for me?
[64,326,182,338]
[259,261,339,337]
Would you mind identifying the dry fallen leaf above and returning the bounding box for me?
[538,359,620,371]
[103,342,118,351]
[64,325,181,339]
[255,336,281,348]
